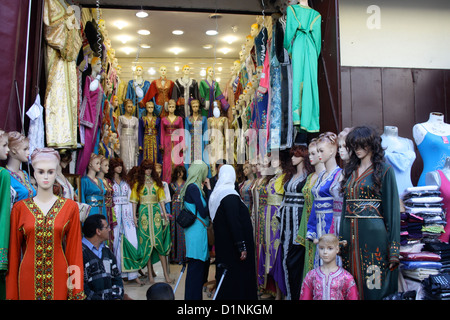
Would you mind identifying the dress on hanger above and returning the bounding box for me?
[283,4,321,132]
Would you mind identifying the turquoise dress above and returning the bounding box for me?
[8,168,36,203]
[283,4,321,133]
[80,175,106,218]
[184,185,209,262]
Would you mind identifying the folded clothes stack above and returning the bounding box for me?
[423,273,450,300]
[402,186,446,243]
[400,251,442,281]
[425,242,450,274]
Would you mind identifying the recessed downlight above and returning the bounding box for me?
[172,30,184,35]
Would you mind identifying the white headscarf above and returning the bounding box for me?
[208,164,240,221]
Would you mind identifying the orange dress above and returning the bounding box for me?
[6,197,85,300]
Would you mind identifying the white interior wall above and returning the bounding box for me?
[339,0,450,69]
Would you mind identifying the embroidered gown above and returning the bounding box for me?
[111,179,139,280]
[278,173,308,300]
[296,173,320,280]
[80,175,106,218]
[122,182,170,271]
[184,115,209,175]
[138,115,161,165]
[118,115,139,173]
[125,79,150,117]
[160,116,185,183]
[172,78,200,118]
[258,173,286,296]
[283,4,321,133]
[199,80,230,118]
[306,166,342,268]
[6,197,85,300]
[300,266,359,300]
[339,163,400,300]
[239,179,255,211]
[142,78,175,119]
[169,181,186,263]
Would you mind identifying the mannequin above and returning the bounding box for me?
[106,157,142,285]
[296,138,325,280]
[207,100,230,177]
[77,56,105,175]
[6,148,85,300]
[381,126,416,195]
[425,157,450,243]
[244,35,257,82]
[258,157,285,300]
[168,165,187,263]
[306,132,342,268]
[138,101,161,165]
[109,95,120,133]
[121,160,172,285]
[413,112,450,186]
[141,65,175,119]
[184,99,209,174]
[7,131,36,204]
[116,64,127,112]
[96,156,116,248]
[118,99,139,173]
[125,65,151,117]
[278,144,313,300]
[300,234,359,300]
[239,161,256,210]
[231,104,246,165]
[329,127,353,241]
[172,65,200,118]
[80,153,106,218]
[225,60,241,109]
[0,130,10,299]
[160,99,185,183]
[339,126,400,300]
[283,0,321,132]
[199,67,230,118]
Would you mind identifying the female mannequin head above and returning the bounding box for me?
[159,65,167,78]
[337,127,353,163]
[308,138,320,167]
[342,126,384,194]
[316,132,338,165]
[111,95,119,108]
[107,157,125,181]
[206,67,214,79]
[250,23,259,37]
[182,65,190,77]
[124,99,135,116]
[168,99,176,115]
[189,99,200,115]
[137,160,163,191]
[0,130,9,160]
[145,101,155,116]
[91,56,102,76]
[88,153,102,174]
[99,156,109,175]
[8,131,30,164]
[31,148,60,192]
[291,144,314,174]
[243,161,254,180]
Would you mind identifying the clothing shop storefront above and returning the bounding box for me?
[1,0,450,304]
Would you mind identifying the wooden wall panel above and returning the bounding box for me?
[340,66,352,129]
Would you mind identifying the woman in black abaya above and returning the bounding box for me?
[209,165,258,300]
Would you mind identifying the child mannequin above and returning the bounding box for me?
[300,234,358,300]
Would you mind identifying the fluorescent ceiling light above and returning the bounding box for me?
[140,44,151,49]
[136,10,148,18]
[172,30,184,35]
[223,35,237,44]
[114,21,128,30]
[206,30,218,36]
[202,44,213,49]
[170,47,183,55]
[200,69,206,77]
[218,67,223,72]
[138,29,151,35]
[117,35,131,44]
[174,66,180,72]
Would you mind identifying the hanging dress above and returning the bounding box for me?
[138,115,161,166]
[169,181,186,264]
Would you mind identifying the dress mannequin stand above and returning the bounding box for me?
[413,112,450,186]
[381,126,416,195]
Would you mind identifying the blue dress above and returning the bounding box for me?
[8,168,36,204]
[417,131,450,186]
[125,80,151,117]
[306,166,341,267]
[80,175,106,218]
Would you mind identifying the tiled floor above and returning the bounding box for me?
[123,261,217,300]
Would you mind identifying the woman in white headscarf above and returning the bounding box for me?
[209,165,257,300]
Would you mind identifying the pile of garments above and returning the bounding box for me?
[423,273,450,300]
[425,242,450,274]
[402,186,446,243]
